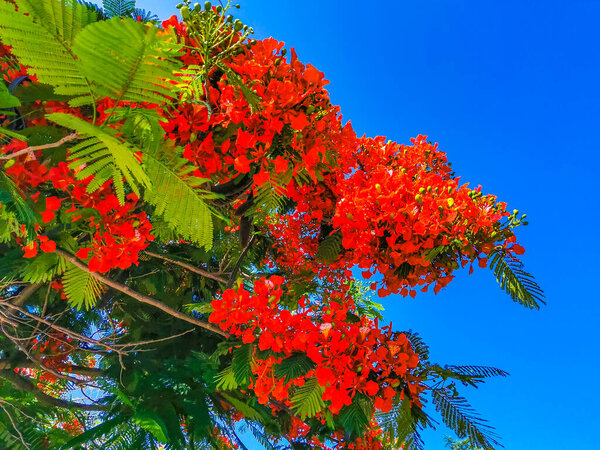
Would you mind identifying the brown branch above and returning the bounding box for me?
[0,400,29,449]
[0,360,104,377]
[1,302,124,354]
[0,133,79,160]
[55,249,229,338]
[12,284,41,307]
[144,251,227,283]
[0,369,109,411]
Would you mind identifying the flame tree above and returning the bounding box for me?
[0,1,544,448]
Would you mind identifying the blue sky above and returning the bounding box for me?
[144,1,600,448]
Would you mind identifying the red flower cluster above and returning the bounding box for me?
[269,135,524,297]
[161,16,355,189]
[209,277,423,416]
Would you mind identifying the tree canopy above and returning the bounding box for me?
[0,1,544,448]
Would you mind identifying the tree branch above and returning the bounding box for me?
[144,251,227,283]
[0,359,104,377]
[0,369,109,411]
[0,133,79,160]
[55,249,229,338]
[12,284,41,307]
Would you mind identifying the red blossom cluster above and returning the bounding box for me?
[210,277,423,416]
[270,135,525,297]
[161,16,355,187]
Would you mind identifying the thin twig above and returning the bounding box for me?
[55,249,229,338]
[0,400,29,449]
[0,369,109,411]
[144,251,227,283]
[226,235,256,289]
[0,133,79,160]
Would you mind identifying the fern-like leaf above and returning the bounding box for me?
[22,252,67,283]
[73,16,182,105]
[63,263,103,309]
[215,365,238,391]
[231,344,254,387]
[46,112,150,204]
[338,395,372,439]
[0,171,36,240]
[404,330,430,361]
[252,178,287,217]
[144,154,215,248]
[103,0,135,18]
[273,353,316,383]
[132,8,159,23]
[445,365,509,379]
[316,230,342,264]
[290,376,325,419]
[488,249,545,309]
[0,0,98,106]
[432,389,500,449]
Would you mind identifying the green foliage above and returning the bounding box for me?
[338,395,373,439]
[0,0,98,106]
[231,343,254,387]
[22,252,67,283]
[62,415,128,449]
[432,389,499,449]
[0,171,36,241]
[488,249,545,309]
[47,112,150,204]
[72,16,183,106]
[0,83,20,109]
[290,376,325,419]
[251,176,288,217]
[103,0,136,18]
[62,263,103,309]
[132,410,169,443]
[144,153,215,248]
[273,353,316,383]
[316,230,342,264]
[377,397,430,450]
[215,365,238,391]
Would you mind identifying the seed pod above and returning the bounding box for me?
[375,183,382,193]
[419,187,426,194]
[180,6,190,19]
[205,1,212,11]
[447,198,455,207]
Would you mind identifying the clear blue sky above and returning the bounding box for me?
[145,1,599,448]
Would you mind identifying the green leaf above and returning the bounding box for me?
[338,395,372,439]
[103,0,135,18]
[0,127,27,142]
[131,410,169,443]
[22,252,67,283]
[0,83,20,109]
[316,230,342,264]
[63,262,103,309]
[46,112,150,204]
[144,154,214,248]
[0,171,37,239]
[290,376,325,419]
[215,365,238,391]
[0,0,98,106]
[73,16,182,106]
[219,392,271,424]
[488,249,545,309]
[432,389,499,449]
[232,343,254,387]
[61,415,127,449]
[273,353,316,383]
